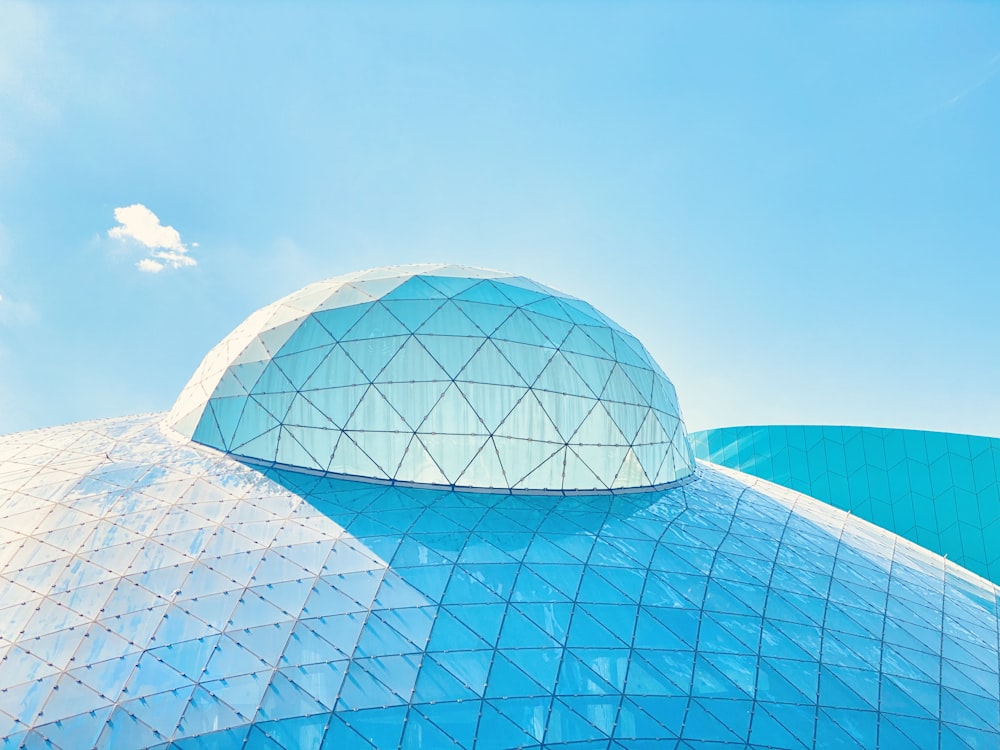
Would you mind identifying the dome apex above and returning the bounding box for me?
[168,265,694,490]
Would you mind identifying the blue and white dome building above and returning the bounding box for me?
[1,264,998,749]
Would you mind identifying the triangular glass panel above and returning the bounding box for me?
[258,318,305,357]
[613,447,651,488]
[311,285,377,313]
[353,430,414,478]
[264,712,332,749]
[256,389,299,423]
[633,408,668,446]
[380,298,447,333]
[455,382,526,433]
[490,280,548,306]
[562,447,608,489]
[475,700,543,748]
[547,697,611,742]
[344,387,411,433]
[273,314,337,357]
[571,445,628,487]
[375,381,450,432]
[249,362,296,396]
[494,391,563,443]
[522,309,574,348]
[452,278,516,305]
[418,434,490,485]
[533,352,593,398]
[318,717,378,750]
[400,706,472,749]
[634,443,668,484]
[419,275,482,298]
[556,298,610,327]
[610,330,651,367]
[415,300,485,337]
[514,447,566,490]
[456,340,528,387]
[619,363,655,402]
[307,384,369,427]
[424,607,492,652]
[431,649,492,696]
[575,324,616,358]
[452,299,516,336]
[484,652,549,698]
[231,336,272,367]
[393,434,449,485]
[337,659,411,710]
[456,437,509,488]
[212,369,250,399]
[560,326,610,360]
[375,336,451,383]
[561,351,615,399]
[491,309,553,348]
[350,275,408,300]
[604,401,647,445]
[571,403,628,446]
[33,705,110,750]
[301,344,368,390]
[312,302,371,338]
[534,390,597,443]
[328,434,388,479]
[381,275,449,302]
[340,335,410,381]
[272,344,335,390]
[340,302,410,341]
[492,437,565,488]
[601,365,648,407]
[415,333,483,378]
[276,426,327,471]
[283,392,334,428]
[419,383,488,435]
[649,376,680,415]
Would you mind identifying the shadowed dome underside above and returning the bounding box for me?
[169,265,695,491]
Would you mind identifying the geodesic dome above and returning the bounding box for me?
[169,265,694,491]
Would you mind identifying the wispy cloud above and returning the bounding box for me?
[108,203,197,273]
[943,52,1000,110]
[0,291,37,326]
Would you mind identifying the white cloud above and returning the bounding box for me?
[136,258,164,274]
[108,203,198,272]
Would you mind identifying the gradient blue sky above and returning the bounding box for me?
[1,2,998,437]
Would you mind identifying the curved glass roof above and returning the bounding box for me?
[169,265,695,491]
[1,415,998,748]
[691,424,1000,585]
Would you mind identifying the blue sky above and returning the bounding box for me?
[1,2,998,437]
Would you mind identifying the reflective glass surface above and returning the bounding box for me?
[691,425,1000,585]
[2,414,998,748]
[168,265,694,490]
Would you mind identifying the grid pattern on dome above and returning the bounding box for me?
[2,415,1000,749]
[691,425,1000,586]
[169,265,694,491]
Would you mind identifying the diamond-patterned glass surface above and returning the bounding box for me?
[168,265,695,490]
[2,414,999,748]
[691,425,1000,586]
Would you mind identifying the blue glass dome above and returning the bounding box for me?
[169,265,695,491]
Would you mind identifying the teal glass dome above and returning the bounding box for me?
[169,265,695,491]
